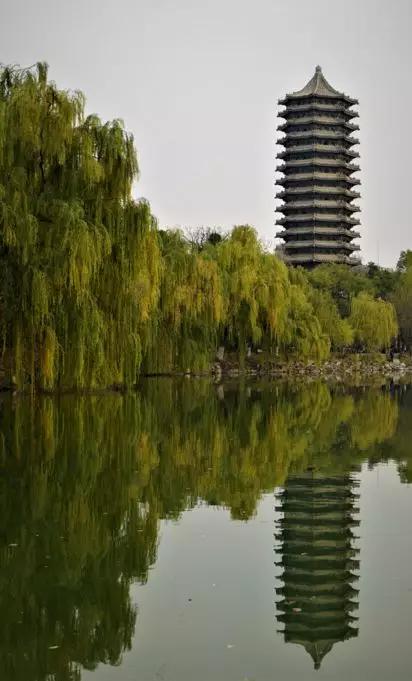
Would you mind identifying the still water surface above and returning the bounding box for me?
[1,380,411,681]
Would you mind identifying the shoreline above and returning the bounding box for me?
[1,353,412,396]
[210,352,412,383]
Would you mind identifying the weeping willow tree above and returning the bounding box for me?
[212,226,289,356]
[348,292,398,352]
[142,229,223,373]
[0,62,161,390]
[392,257,412,349]
[283,267,330,360]
[308,289,354,350]
[209,226,330,361]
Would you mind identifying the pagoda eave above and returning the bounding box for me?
[277,161,360,173]
[276,215,360,225]
[278,96,358,106]
[277,120,359,132]
[276,187,361,199]
[277,146,360,159]
[285,253,361,266]
[276,175,361,186]
[279,201,360,213]
[276,228,361,240]
[279,109,359,122]
[278,133,359,146]
[284,240,360,252]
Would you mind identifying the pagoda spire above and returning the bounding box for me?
[289,65,344,98]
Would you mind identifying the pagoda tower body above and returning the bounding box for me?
[275,67,361,267]
[275,473,360,669]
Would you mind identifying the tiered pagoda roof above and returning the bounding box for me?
[275,473,360,669]
[275,67,361,267]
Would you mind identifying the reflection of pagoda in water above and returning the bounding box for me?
[275,473,360,669]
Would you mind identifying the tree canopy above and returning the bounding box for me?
[0,62,160,390]
[392,256,412,349]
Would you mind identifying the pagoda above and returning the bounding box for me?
[275,66,361,267]
[275,473,360,669]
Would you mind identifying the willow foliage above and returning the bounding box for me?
[212,227,292,352]
[392,261,412,349]
[0,63,160,390]
[143,229,223,373]
[309,289,354,350]
[349,292,398,351]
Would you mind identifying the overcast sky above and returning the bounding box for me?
[2,0,411,266]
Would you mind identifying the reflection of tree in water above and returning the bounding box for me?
[0,397,159,681]
[367,386,412,483]
[275,473,360,670]
[0,381,405,679]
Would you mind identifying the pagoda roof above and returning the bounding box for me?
[277,199,360,213]
[279,103,359,119]
[279,66,358,105]
[277,159,360,173]
[278,130,359,146]
[277,118,359,132]
[278,145,359,159]
[276,583,359,598]
[283,252,361,266]
[283,240,360,253]
[301,638,354,670]
[276,173,361,186]
[275,187,361,199]
[276,227,361,240]
[276,215,360,226]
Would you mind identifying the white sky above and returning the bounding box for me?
[2,0,412,267]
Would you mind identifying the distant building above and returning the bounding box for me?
[275,67,361,267]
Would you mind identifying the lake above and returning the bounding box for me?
[0,379,411,681]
